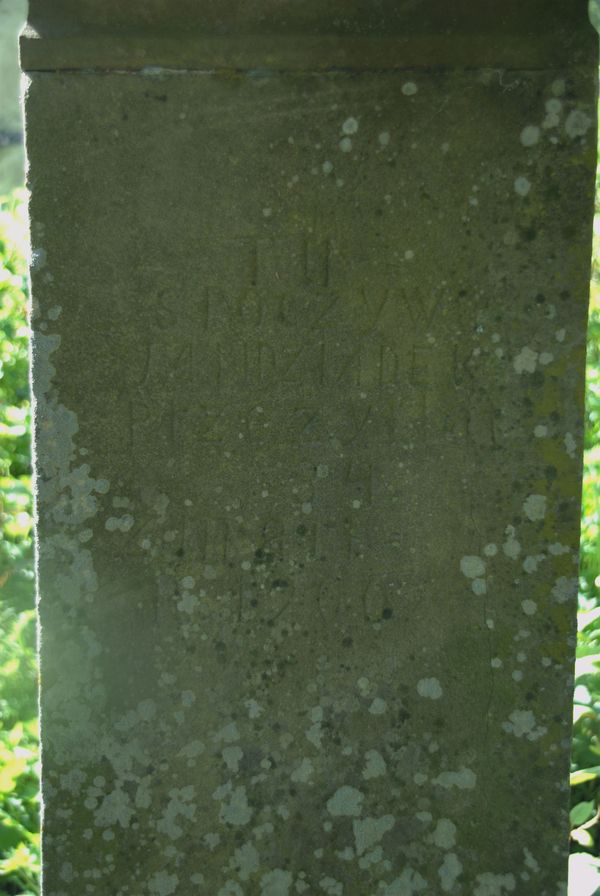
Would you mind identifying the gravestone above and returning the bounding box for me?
[22,3,597,894]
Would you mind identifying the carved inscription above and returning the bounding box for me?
[104,233,498,462]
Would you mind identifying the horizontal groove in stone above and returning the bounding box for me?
[20,33,596,73]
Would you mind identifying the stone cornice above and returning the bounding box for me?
[20,1,597,73]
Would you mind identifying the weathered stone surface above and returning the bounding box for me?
[24,4,597,895]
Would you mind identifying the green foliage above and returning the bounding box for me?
[0,192,33,616]
[570,152,600,862]
[0,190,39,896]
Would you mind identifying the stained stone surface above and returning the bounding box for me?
[23,4,597,896]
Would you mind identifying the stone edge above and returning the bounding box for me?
[19,29,599,73]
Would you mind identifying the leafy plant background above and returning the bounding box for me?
[3,67,600,896]
[570,160,600,879]
[0,191,39,895]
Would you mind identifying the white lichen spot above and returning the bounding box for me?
[483,543,498,557]
[179,739,205,761]
[543,98,562,129]
[222,746,243,773]
[94,786,134,829]
[105,514,134,533]
[148,871,178,896]
[342,117,359,135]
[523,848,540,873]
[433,767,477,790]
[402,82,418,96]
[353,815,395,855]
[177,591,199,614]
[549,542,571,556]
[522,494,546,522]
[320,878,343,896]
[181,691,196,706]
[363,749,387,780]
[156,786,196,839]
[520,125,540,147]
[326,785,364,817]
[261,870,293,896]
[213,782,253,826]
[204,831,221,850]
[218,881,243,896]
[230,842,259,881]
[339,137,353,153]
[513,346,538,374]
[534,424,548,438]
[564,432,576,458]
[214,721,240,743]
[439,853,463,892]
[432,818,457,850]
[244,699,263,719]
[491,658,503,669]
[565,109,593,139]
[358,848,382,870]
[369,697,388,714]
[291,758,314,783]
[473,872,516,895]
[521,599,538,616]
[357,677,371,696]
[551,576,577,604]
[417,677,443,699]
[381,868,427,895]
[460,555,485,579]
[523,555,543,574]
[502,710,546,741]
[322,160,333,175]
[471,578,487,596]
[514,177,531,197]
[378,131,390,146]
[305,705,324,748]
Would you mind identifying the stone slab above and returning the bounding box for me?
[25,9,597,896]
